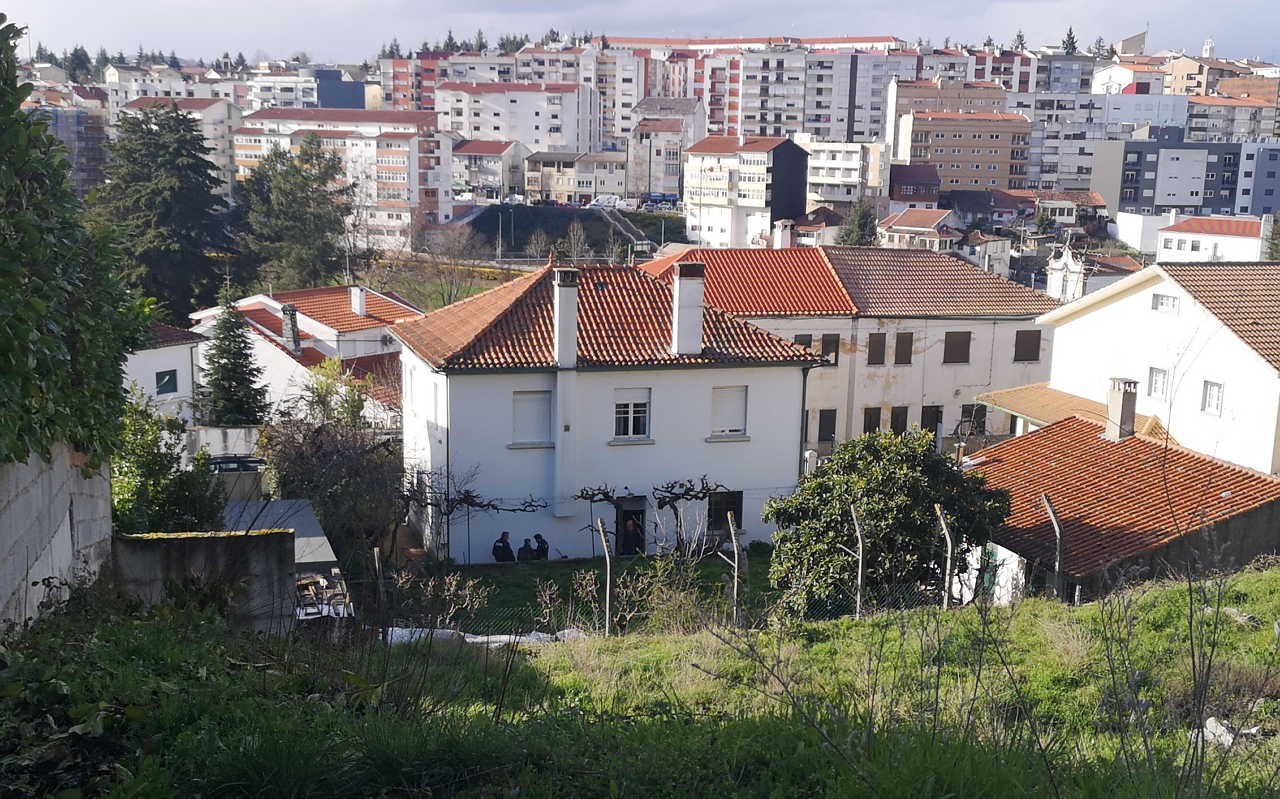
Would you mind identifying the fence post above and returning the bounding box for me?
[934,504,952,610]
[596,518,612,637]
[1041,493,1064,600]
[851,507,864,619]
[727,512,741,626]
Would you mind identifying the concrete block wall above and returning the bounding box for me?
[0,444,112,625]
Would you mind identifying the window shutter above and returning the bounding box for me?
[867,332,886,365]
[1013,329,1041,362]
[512,391,552,443]
[894,332,913,365]
[711,386,748,435]
[943,331,972,364]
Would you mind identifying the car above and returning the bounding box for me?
[656,202,675,212]
[616,198,638,211]
[208,455,266,473]
[502,194,525,205]
[640,202,658,212]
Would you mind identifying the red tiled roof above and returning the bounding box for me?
[265,286,423,333]
[970,416,1280,578]
[879,208,953,230]
[1187,95,1272,107]
[1160,217,1263,237]
[246,327,327,368]
[1089,254,1144,274]
[436,81,581,94]
[141,321,205,350]
[124,97,224,111]
[686,135,790,154]
[245,108,437,125]
[913,111,1028,121]
[634,118,684,134]
[641,248,855,316]
[454,139,515,155]
[393,265,819,371]
[343,352,402,409]
[1159,262,1280,371]
[239,306,313,340]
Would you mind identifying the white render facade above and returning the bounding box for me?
[436,82,602,153]
[1156,216,1274,262]
[124,337,201,421]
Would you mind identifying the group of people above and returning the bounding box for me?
[492,531,550,563]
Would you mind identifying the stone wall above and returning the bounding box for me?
[0,444,112,625]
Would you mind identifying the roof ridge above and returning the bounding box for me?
[813,245,859,314]
[441,267,550,365]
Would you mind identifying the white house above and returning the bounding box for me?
[1045,248,1145,302]
[642,246,1059,453]
[394,262,819,562]
[877,209,1012,277]
[988,261,1280,474]
[124,322,206,419]
[190,285,421,426]
[1156,215,1274,263]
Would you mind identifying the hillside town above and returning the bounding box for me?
[7,7,1280,796]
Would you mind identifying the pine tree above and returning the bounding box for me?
[443,29,459,51]
[89,105,226,316]
[1268,224,1280,261]
[66,45,92,82]
[93,46,109,76]
[387,37,402,58]
[199,285,269,426]
[113,50,126,66]
[134,44,145,66]
[474,29,488,51]
[1088,36,1108,57]
[167,50,180,68]
[835,199,879,246]
[34,41,51,61]
[1061,27,1079,55]
[600,34,611,50]
[234,51,247,70]
[983,35,995,49]
[1011,30,1026,51]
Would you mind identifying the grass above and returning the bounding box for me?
[621,211,689,245]
[371,266,507,312]
[469,205,620,255]
[4,566,1280,796]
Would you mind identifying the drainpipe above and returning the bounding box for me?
[797,364,816,478]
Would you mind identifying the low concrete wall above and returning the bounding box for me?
[0,445,112,625]
[112,529,296,632]
[186,426,261,460]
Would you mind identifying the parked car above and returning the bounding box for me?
[616,198,638,211]
[590,194,621,209]
[641,202,658,212]
[656,202,675,212]
[502,194,525,205]
[208,455,266,473]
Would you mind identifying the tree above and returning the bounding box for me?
[443,29,459,51]
[539,28,561,46]
[474,29,488,51]
[111,393,224,535]
[1061,27,1079,55]
[524,228,552,260]
[560,218,593,262]
[386,37,403,59]
[134,44,145,66]
[234,51,247,70]
[765,431,1010,616]
[600,34,611,50]
[498,34,529,54]
[0,13,148,467]
[302,358,370,427]
[418,225,487,307]
[113,49,127,66]
[1088,36,1109,57]
[236,134,352,290]
[89,104,226,316]
[66,44,92,82]
[1011,30,1027,51]
[93,46,109,77]
[835,198,879,246]
[167,49,180,69]
[198,286,269,426]
[1268,223,1280,261]
[1036,209,1055,234]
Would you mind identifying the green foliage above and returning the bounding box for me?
[1061,26,1079,55]
[197,288,269,426]
[1268,223,1280,261]
[1036,209,1055,234]
[110,392,224,534]
[0,15,148,467]
[835,198,879,246]
[235,134,352,290]
[764,431,1009,615]
[303,357,370,427]
[89,103,226,317]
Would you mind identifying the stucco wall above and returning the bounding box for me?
[124,342,198,419]
[0,445,112,625]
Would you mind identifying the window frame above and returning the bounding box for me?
[890,405,909,434]
[709,385,749,437]
[1012,329,1042,363]
[1201,380,1223,416]
[862,406,881,434]
[613,388,652,440]
[154,369,179,396]
[511,390,554,445]
[820,333,840,365]
[943,331,972,364]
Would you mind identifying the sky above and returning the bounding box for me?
[9,0,1279,66]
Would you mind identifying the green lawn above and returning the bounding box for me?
[469,205,619,255]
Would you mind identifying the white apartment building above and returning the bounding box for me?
[124,322,205,420]
[1185,96,1278,142]
[577,48,649,144]
[234,108,454,250]
[435,81,601,153]
[628,97,708,197]
[1091,63,1168,95]
[804,52,856,141]
[122,97,241,196]
[102,63,216,122]
[396,263,817,561]
[642,246,1057,453]
[451,139,529,200]
[683,135,810,248]
[1156,215,1274,262]
[442,51,516,82]
[795,134,889,209]
[849,50,921,140]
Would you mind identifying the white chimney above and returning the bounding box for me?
[772,219,795,249]
[1103,377,1138,441]
[671,261,705,355]
[552,267,579,368]
[350,285,367,316]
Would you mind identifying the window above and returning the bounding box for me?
[961,403,987,434]
[866,332,886,365]
[820,333,840,364]
[154,369,178,395]
[862,407,881,434]
[1148,367,1168,398]
[943,331,972,364]
[890,405,909,434]
[1162,238,1173,250]
[793,333,813,350]
[1201,381,1223,416]
[512,391,553,445]
[921,405,943,435]
[894,332,913,365]
[818,409,838,441]
[614,388,651,439]
[707,491,744,532]
[1151,293,1179,314]
[1013,329,1041,362]
[710,386,748,436]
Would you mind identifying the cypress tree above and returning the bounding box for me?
[198,286,269,426]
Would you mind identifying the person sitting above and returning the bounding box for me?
[517,538,535,562]
[492,531,515,563]
[533,533,550,560]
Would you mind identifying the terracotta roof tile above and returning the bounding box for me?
[265,286,423,333]
[1088,254,1144,274]
[454,139,516,155]
[343,352,402,408]
[976,383,1172,440]
[634,118,685,134]
[686,135,791,154]
[393,265,819,371]
[1159,262,1280,371]
[640,248,855,316]
[1187,95,1272,107]
[1159,217,1263,237]
[879,208,953,230]
[142,321,206,350]
[246,327,327,368]
[970,417,1280,578]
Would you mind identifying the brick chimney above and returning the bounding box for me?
[1103,377,1138,441]
[552,268,579,368]
[349,285,367,316]
[280,304,301,354]
[671,261,705,355]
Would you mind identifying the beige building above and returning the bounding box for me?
[1218,76,1280,136]
[885,76,1007,152]
[1163,56,1249,96]
[523,151,626,204]
[895,111,1031,191]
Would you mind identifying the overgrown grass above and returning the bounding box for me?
[620,211,689,244]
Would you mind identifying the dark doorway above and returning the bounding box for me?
[616,497,646,556]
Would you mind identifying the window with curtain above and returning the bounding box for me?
[614,387,651,438]
[710,386,748,436]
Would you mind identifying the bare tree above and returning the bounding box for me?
[560,218,593,263]
[524,229,551,262]
[419,225,489,308]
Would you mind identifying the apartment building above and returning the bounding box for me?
[1238,143,1280,215]
[1034,53,1095,93]
[23,98,107,198]
[1217,76,1280,135]
[1185,96,1277,142]
[123,97,242,196]
[970,49,1037,93]
[686,51,744,136]
[576,48,649,144]
[234,108,453,249]
[378,53,448,111]
[738,49,807,138]
[683,135,809,248]
[514,45,586,83]
[885,76,1006,151]
[895,111,1031,191]
[442,51,516,83]
[102,63,218,122]
[796,134,889,209]
[627,97,708,197]
[1163,56,1249,96]
[435,81,601,153]
[452,139,529,200]
[803,52,856,141]
[1091,127,1252,217]
[848,50,921,140]
[523,151,626,204]
[245,66,367,111]
[599,34,900,53]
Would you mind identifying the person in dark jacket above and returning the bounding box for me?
[533,533,550,560]
[492,531,515,562]
[517,538,535,562]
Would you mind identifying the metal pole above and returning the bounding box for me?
[727,511,741,626]
[851,507,864,619]
[1041,493,1064,600]
[935,504,952,610]
[596,517,612,637]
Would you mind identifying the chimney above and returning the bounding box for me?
[350,285,367,316]
[280,304,301,354]
[670,261,705,355]
[552,267,579,368]
[1103,377,1138,441]
[772,219,794,249]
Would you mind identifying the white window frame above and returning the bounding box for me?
[710,386,748,437]
[613,387,652,440]
[1201,381,1223,416]
[1148,367,1168,399]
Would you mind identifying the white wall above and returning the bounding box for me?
[124,343,198,419]
[1116,211,1185,254]
[1047,272,1280,473]
[1156,231,1266,262]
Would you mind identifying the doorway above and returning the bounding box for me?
[616,497,646,556]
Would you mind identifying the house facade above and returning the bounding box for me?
[124,322,206,420]
[395,263,818,561]
[683,135,809,248]
[1156,215,1274,262]
[451,139,529,200]
[434,81,602,153]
